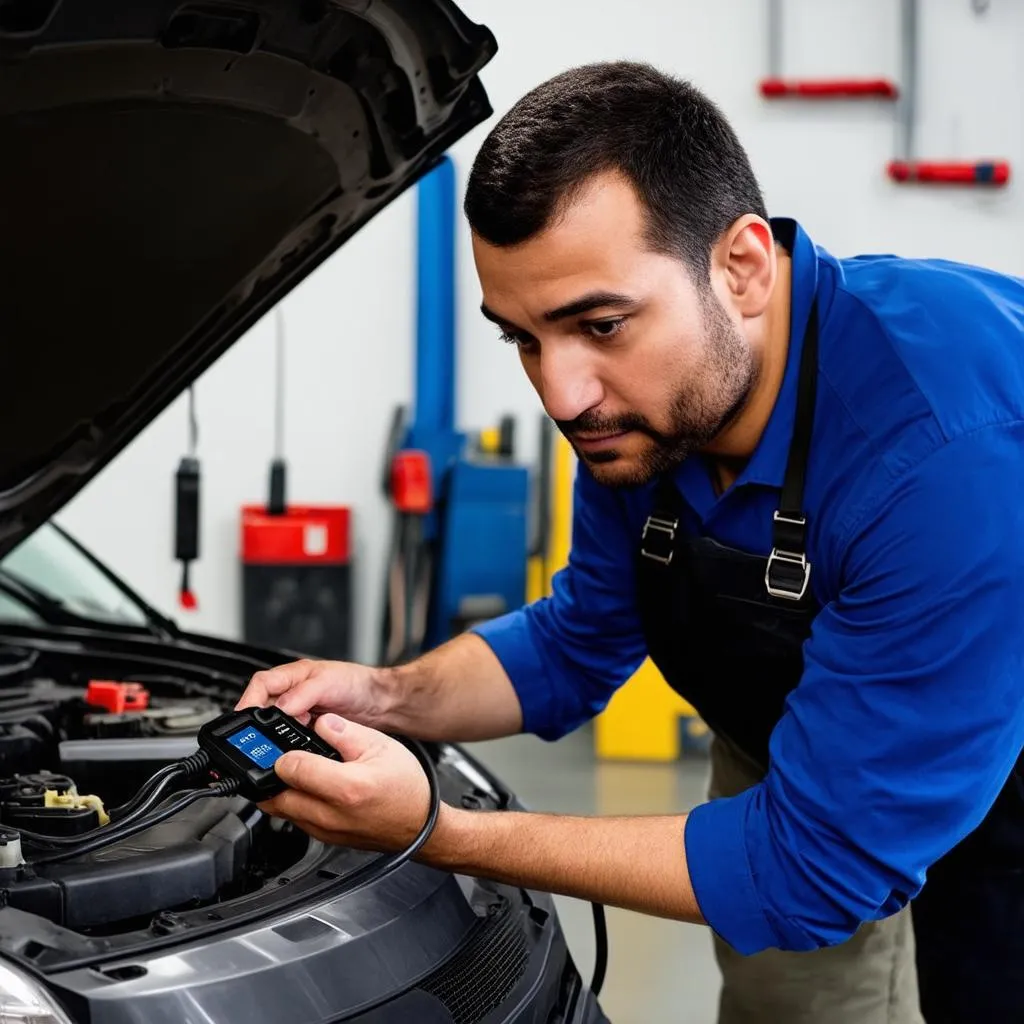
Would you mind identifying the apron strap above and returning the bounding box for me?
[639,477,686,566]
[638,300,821,603]
[765,300,819,602]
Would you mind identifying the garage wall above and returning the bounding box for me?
[58,0,1024,663]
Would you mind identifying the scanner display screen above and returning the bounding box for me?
[227,726,283,769]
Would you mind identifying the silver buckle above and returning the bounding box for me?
[764,549,811,601]
[772,510,806,532]
[640,515,678,565]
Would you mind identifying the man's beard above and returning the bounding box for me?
[556,294,757,488]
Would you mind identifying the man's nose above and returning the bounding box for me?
[538,345,603,423]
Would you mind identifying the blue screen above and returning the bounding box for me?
[227,726,284,769]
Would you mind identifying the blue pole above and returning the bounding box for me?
[414,157,457,436]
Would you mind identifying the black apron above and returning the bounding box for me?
[634,302,1024,1023]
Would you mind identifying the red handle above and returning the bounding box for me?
[887,160,1011,185]
[760,78,899,99]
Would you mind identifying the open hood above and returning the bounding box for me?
[0,0,496,557]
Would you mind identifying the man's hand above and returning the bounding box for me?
[259,713,435,854]
[235,634,526,744]
[236,659,386,728]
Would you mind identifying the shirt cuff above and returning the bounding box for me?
[685,788,779,956]
[471,611,565,740]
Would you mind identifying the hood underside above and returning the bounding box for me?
[0,0,496,556]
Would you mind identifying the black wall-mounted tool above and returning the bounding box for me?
[174,386,200,610]
[267,308,287,516]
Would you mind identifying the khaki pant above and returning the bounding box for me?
[707,735,925,1024]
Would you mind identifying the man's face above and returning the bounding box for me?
[472,173,759,488]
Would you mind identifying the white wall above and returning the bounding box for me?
[58,0,1024,662]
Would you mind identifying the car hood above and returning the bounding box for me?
[0,0,495,557]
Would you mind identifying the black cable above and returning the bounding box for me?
[109,762,185,820]
[19,772,185,850]
[187,385,199,455]
[31,781,239,867]
[273,308,285,462]
[590,901,608,997]
[311,735,440,900]
[102,771,183,829]
[0,649,39,679]
[15,752,210,848]
[426,743,608,997]
[372,735,440,870]
[304,736,609,995]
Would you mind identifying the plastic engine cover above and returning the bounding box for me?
[4,796,252,928]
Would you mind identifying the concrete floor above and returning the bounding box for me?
[464,727,720,1024]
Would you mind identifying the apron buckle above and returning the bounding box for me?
[641,514,679,565]
[766,511,811,600]
[765,548,811,600]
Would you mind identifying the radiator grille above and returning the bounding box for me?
[418,901,530,1024]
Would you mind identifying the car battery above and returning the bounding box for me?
[240,505,353,661]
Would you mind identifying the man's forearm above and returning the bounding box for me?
[372,632,525,742]
[422,804,705,925]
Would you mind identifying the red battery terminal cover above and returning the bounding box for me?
[86,681,151,714]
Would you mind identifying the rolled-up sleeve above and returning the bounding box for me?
[685,426,1024,954]
[472,464,649,740]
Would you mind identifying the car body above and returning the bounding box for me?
[0,3,606,1021]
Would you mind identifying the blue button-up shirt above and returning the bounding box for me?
[473,218,1024,955]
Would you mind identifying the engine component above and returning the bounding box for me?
[85,680,150,714]
[44,786,109,826]
[0,722,50,774]
[0,828,23,868]
[59,737,200,809]
[0,773,104,837]
[83,701,221,739]
[4,792,256,928]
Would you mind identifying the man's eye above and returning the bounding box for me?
[499,328,535,349]
[583,318,626,339]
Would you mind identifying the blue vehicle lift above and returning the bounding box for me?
[378,156,533,664]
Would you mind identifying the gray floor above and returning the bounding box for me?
[464,727,721,1023]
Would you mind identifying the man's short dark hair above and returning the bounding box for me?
[464,61,768,279]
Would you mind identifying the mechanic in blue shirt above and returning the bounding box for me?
[239,62,1024,1024]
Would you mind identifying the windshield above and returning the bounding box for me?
[0,523,152,628]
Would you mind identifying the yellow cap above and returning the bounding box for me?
[478,426,501,454]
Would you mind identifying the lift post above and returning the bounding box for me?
[379,156,531,663]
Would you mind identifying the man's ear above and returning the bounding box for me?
[711,215,775,318]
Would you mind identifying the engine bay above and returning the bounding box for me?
[0,633,507,975]
[0,662,312,934]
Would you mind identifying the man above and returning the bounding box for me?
[237,62,1024,1024]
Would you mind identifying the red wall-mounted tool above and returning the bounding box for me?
[241,504,353,661]
[239,308,353,661]
[760,78,898,100]
[174,386,201,610]
[888,0,1010,187]
[887,160,1010,186]
[759,0,898,102]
